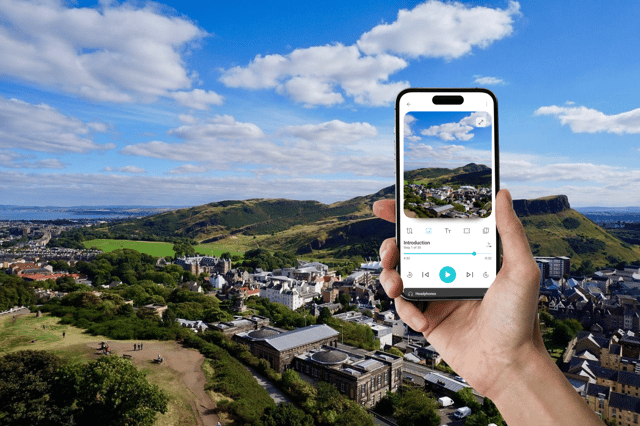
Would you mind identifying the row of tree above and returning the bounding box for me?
[0,350,167,426]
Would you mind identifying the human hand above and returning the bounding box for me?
[373,189,544,399]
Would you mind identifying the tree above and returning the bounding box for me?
[339,292,351,306]
[64,355,168,426]
[394,388,440,426]
[454,387,481,413]
[262,402,314,426]
[551,322,574,347]
[317,307,332,324]
[386,347,404,358]
[0,350,74,425]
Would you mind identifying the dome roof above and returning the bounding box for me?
[247,328,280,340]
[311,350,348,365]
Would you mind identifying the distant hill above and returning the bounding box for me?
[98,189,640,269]
[516,195,640,271]
[102,186,395,260]
[404,163,491,188]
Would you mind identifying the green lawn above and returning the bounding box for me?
[83,238,242,258]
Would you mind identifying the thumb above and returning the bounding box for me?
[495,189,537,272]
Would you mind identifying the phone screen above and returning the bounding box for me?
[396,89,499,300]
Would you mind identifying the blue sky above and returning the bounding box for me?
[1,0,640,207]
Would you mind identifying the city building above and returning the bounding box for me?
[292,346,402,408]
[234,324,339,373]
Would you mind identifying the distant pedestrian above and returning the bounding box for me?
[134,343,137,351]
[140,342,143,350]
[62,331,65,338]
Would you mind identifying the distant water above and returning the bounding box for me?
[577,211,640,224]
[0,209,145,221]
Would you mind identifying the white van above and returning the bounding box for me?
[438,396,454,407]
[453,406,472,419]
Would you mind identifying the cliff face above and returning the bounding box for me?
[513,195,571,217]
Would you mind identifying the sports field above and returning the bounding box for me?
[83,239,243,258]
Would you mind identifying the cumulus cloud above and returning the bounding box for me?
[357,1,520,59]
[102,165,146,173]
[167,164,209,175]
[534,104,640,134]
[404,142,491,169]
[122,116,389,177]
[220,2,519,107]
[0,170,391,205]
[0,0,208,103]
[403,114,421,142]
[420,112,491,141]
[0,151,65,169]
[0,96,113,153]
[221,44,409,107]
[279,120,377,144]
[168,89,224,110]
[474,75,506,85]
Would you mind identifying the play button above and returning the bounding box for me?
[439,266,456,284]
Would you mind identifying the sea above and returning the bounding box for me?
[0,206,180,222]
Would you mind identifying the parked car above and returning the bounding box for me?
[453,406,472,419]
[438,396,454,407]
[454,375,466,383]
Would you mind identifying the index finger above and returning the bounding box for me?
[373,199,396,223]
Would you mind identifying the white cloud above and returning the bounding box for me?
[474,75,506,85]
[167,164,209,175]
[420,112,490,141]
[168,89,224,110]
[102,165,146,173]
[220,43,409,107]
[0,96,113,153]
[357,1,520,59]
[0,0,207,103]
[422,122,474,141]
[0,170,391,206]
[279,120,377,144]
[218,2,518,107]
[404,142,491,169]
[0,151,65,169]
[535,104,640,134]
[403,114,421,142]
[122,116,390,177]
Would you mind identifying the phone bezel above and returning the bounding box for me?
[395,88,501,301]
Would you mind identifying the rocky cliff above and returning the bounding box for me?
[513,195,571,217]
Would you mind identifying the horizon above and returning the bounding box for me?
[1,1,640,208]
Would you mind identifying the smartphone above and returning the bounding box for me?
[395,88,500,300]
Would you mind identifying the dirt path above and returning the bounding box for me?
[88,340,219,426]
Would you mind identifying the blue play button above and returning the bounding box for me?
[439,266,456,284]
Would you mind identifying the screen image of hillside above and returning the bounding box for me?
[403,163,492,219]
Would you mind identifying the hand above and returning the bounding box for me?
[373,189,543,399]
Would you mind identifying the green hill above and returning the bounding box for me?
[404,163,491,188]
[98,186,395,261]
[87,189,640,269]
[517,195,640,272]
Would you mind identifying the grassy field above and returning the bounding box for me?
[0,312,199,426]
[83,238,243,258]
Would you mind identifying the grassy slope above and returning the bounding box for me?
[0,313,198,426]
[520,208,640,269]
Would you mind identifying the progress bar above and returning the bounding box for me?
[405,252,492,256]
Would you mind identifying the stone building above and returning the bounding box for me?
[210,315,270,337]
[233,324,339,373]
[292,347,402,408]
